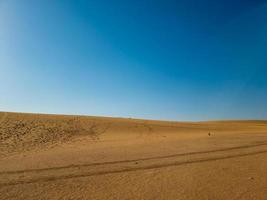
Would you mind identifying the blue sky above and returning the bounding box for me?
[0,0,267,121]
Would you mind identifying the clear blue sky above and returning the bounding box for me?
[1,0,267,121]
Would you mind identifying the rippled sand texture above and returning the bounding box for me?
[0,112,267,200]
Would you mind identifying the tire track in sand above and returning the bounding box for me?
[1,141,267,186]
[1,141,267,175]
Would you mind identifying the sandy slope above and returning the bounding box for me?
[0,112,267,199]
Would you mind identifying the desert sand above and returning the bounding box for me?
[0,111,267,200]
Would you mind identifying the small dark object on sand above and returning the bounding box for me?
[208,132,211,136]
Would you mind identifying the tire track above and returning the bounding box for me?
[1,141,267,175]
[1,142,267,187]
[1,150,267,187]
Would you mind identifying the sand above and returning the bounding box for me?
[0,111,267,199]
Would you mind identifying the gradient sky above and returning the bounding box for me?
[1,0,267,121]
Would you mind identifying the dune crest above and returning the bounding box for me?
[1,112,267,199]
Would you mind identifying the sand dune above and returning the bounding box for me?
[0,112,267,199]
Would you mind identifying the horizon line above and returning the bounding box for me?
[1,110,267,123]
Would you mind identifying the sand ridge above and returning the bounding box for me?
[0,112,267,199]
